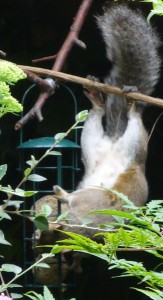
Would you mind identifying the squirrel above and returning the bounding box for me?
[53,5,161,238]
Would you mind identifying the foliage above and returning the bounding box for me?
[0,58,163,300]
[25,286,76,300]
[0,60,26,118]
[142,0,163,21]
[49,196,163,300]
[0,106,88,298]
[25,286,55,300]
[0,58,88,298]
[1,78,163,299]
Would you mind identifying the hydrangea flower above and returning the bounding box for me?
[0,60,26,83]
[0,82,23,117]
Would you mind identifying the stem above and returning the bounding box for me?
[54,222,116,232]
[3,116,82,209]
[109,246,163,252]
[4,210,33,222]
[0,272,10,297]
[0,253,53,293]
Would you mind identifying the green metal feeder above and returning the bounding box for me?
[17,83,81,295]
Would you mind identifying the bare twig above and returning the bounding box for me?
[15,0,94,130]
[15,71,56,130]
[19,65,163,108]
[52,0,93,71]
[32,54,57,64]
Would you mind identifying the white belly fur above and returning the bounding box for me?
[79,110,146,190]
[79,137,131,189]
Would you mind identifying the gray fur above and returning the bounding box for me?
[96,5,161,138]
[53,5,161,239]
[96,5,161,95]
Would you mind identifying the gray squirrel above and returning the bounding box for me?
[53,5,161,237]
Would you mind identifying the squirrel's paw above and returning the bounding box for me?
[122,85,139,93]
[83,75,104,108]
[122,85,147,109]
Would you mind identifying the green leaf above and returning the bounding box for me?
[13,188,26,197]
[10,293,23,299]
[25,294,40,300]
[147,200,163,210]
[25,291,44,300]
[57,230,101,253]
[26,156,38,167]
[3,188,37,197]
[110,189,138,209]
[52,244,84,253]
[35,263,50,268]
[24,191,38,197]
[51,245,65,254]
[7,284,22,288]
[81,251,109,262]
[2,264,22,274]
[0,164,7,180]
[24,168,31,177]
[3,200,23,209]
[28,174,47,182]
[55,132,67,141]
[0,229,11,245]
[56,210,69,222]
[43,286,55,300]
[0,206,11,220]
[41,204,52,217]
[79,217,93,225]
[134,288,163,300]
[90,209,135,220]
[75,110,88,122]
[147,250,163,259]
[34,215,49,230]
[47,151,62,156]
[41,253,54,259]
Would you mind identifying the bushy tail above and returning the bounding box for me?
[96,5,161,95]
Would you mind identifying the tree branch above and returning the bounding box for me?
[15,0,94,130]
[15,71,56,130]
[52,0,93,71]
[19,65,163,109]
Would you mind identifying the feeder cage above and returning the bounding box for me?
[17,83,81,298]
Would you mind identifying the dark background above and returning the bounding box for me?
[0,1,163,299]
[0,0,162,199]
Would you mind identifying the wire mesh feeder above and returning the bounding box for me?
[17,82,81,299]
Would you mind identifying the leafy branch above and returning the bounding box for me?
[48,197,163,300]
[2,110,88,211]
[0,108,88,298]
[0,253,54,295]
